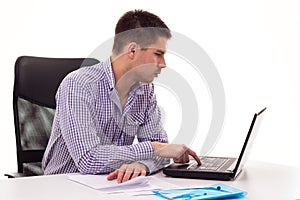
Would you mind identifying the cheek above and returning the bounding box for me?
[139,64,156,73]
[141,53,156,63]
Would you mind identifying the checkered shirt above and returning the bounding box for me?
[42,58,169,175]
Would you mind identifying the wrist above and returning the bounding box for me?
[151,142,167,155]
[151,142,159,152]
[136,161,150,175]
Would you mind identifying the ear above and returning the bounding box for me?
[127,42,138,59]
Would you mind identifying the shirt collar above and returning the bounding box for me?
[103,58,115,91]
[130,82,146,95]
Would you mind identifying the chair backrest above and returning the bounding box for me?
[13,56,99,175]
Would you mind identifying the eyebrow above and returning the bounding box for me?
[156,49,166,54]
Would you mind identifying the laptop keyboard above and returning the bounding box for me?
[188,157,229,171]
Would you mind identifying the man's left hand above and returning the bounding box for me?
[106,162,147,183]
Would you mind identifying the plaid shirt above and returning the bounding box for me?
[42,58,169,175]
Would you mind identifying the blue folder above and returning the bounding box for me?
[153,183,247,199]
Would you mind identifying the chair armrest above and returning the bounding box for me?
[4,172,27,178]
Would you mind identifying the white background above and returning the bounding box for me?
[1,0,300,176]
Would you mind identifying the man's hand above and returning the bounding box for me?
[152,142,201,165]
[106,162,147,184]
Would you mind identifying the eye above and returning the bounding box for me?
[155,52,163,57]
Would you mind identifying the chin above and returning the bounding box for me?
[143,78,155,83]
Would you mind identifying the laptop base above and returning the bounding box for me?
[163,168,236,181]
[163,158,238,181]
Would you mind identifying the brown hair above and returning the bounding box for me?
[112,9,171,55]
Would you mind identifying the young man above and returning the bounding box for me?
[42,9,201,183]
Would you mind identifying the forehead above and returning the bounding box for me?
[146,37,168,52]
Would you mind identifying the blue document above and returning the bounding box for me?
[153,183,247,199]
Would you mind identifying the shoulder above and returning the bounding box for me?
[65,62,106,85]
[57,62,108,98]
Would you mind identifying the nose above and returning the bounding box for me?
[159,55,167,68]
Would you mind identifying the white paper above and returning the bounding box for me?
[68,174,151,192]
[68,174,178,195]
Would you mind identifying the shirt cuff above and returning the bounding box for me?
[138,157,170,175]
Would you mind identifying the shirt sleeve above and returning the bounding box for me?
[136,84,170,174]
[56,76,156,174]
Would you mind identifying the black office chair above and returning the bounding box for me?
[5,56,99,178]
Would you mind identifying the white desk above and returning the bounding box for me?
[1,161,300,200]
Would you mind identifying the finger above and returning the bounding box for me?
[173,156,184,163]
[117,167,126,184]
[140,169,147,176]
[107,170,118,181]
[121,168,133,183]
[177,155,187,163]
[183,152,190,163]
[187,149,201,165]
[130,168,141,179]
[174,153,189,163]
[177,144,188,158]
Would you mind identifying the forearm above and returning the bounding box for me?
[76,141,155,174]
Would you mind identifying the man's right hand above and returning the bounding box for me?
[151,142,201,165]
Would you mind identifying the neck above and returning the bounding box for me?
[111,55,137,104]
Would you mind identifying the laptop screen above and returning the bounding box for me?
[233,107,266,174]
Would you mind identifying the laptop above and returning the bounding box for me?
[163,107,267,180]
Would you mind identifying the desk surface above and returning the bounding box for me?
[1,161,300,200]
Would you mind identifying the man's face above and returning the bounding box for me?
[132,37,168,83]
